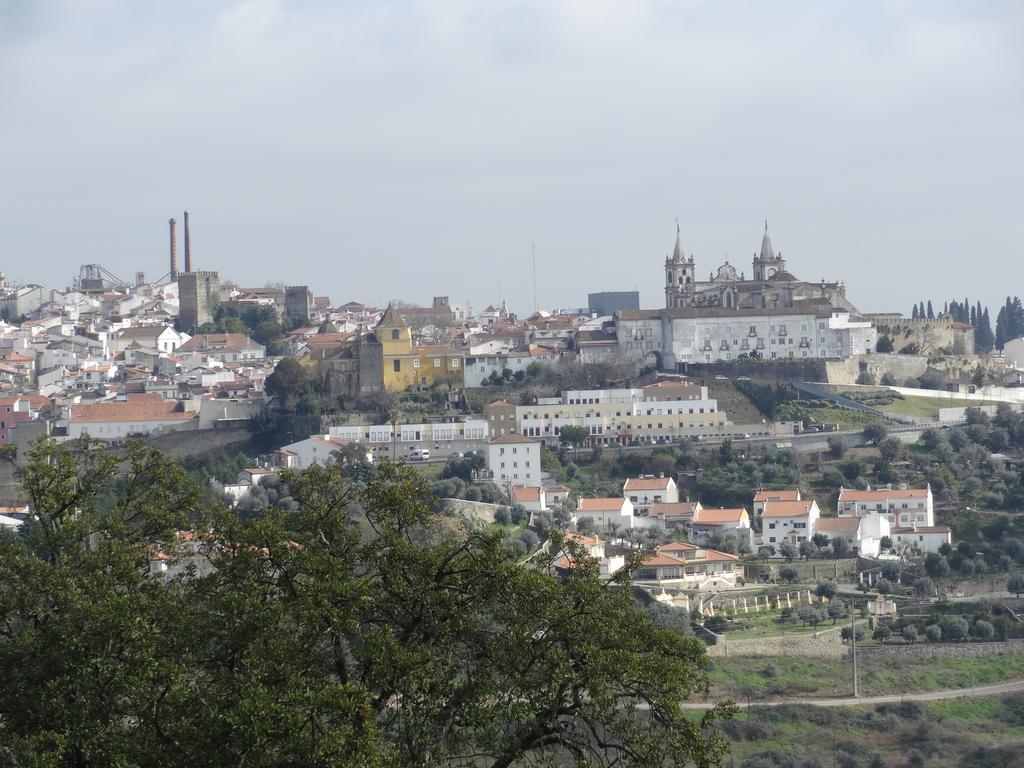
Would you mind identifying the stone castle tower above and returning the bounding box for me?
[663,224,695,308]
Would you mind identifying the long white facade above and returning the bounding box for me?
[615,305,876,370]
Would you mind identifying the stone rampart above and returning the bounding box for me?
[857,639,1024,661]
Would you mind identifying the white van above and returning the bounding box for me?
[409,448,430,462]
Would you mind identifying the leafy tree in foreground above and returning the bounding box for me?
[0,440,733,767]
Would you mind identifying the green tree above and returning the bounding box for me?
[0,444,734,767]
[779,540,798,562]
[827,598,848,625]
[265,356,318,410]
[814,580,838,601]
[876,336,894,353]
[778,565,799,583]
[1008,573,1024,597]
[901,625,918,643]
[862,423,888,446]
[558,425,590,456]
[826,436,846,459]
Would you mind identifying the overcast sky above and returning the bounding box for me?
[2,1,1022,316]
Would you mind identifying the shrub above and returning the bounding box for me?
[924,624,942,642]
[971,620,995,640]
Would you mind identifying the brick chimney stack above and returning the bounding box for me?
[169,218,178,280]
[183,210,192,273]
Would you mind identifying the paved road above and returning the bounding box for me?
[683,677,1024,710]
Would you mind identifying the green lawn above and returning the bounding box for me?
[706,651,1024,701]
[877,395,1002,419]
[718,612,850,639]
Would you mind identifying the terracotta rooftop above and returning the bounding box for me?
[651,501,700,518]
[754,488,801,503]
[840,487,929,501]
[69,393,195,424]
[814,516,861,534]
[512,486,542,503]
[762,500,816,518]
[694,507,747,524]
[577,497,629,512]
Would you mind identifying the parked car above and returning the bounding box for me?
[714,374,729,380]
[737,376,751,381]
[409,448,430,461]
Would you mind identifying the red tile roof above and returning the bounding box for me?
[577,497,629,512]
[840,487,929,501]
[512,486,542,503]
[651,501,700,518]
[694,508,747,524]
[754,488,801,503]
[762,500,816,518]
[69,393,195,424]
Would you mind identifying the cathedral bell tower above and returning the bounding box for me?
[752,221,785,281]
[664,223,695,308]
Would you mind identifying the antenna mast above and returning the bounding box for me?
[530,238,538,312]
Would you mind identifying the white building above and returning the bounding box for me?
[635,541,739,590]
[552,532,626,579]
[575,497,652,531]
[462,346,562,387]
[623,475,678,513]
[1004,337,1024,370]
[838,485,934,527]
[496,380,729,446]
[814,512,890,558]
[615,304,876,370]
[110,325,191,355]
[275,435,349,470]
[760,499,821,548]
[890,525,952,555]
[511,486,547,513]
[753,488,801,517]
[329,419,488,450]
[690,507,752,546]
[66,393,198,439]
[486,433,542,488]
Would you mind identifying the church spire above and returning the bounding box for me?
[759,221,774,261]
[672,218,685,262]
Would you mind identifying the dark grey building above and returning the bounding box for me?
[588,291,640,317]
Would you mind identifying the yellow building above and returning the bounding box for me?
[412,345,464,389]
[376,305,418,391]
[373,305,465,392]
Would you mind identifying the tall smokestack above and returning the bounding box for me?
[183,210,192,273]
[169,218,178,280]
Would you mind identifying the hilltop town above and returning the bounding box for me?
[4,217,1024,767]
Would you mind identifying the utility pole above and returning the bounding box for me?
[851,601,859,698]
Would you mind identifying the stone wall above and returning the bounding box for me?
[857,639,1024,661]
[680,361,829,383]
[438,497,504,524]
[709,633,1024,661]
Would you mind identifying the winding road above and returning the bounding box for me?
[683,678,1024,710]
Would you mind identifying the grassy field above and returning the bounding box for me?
[705,652,1024,701]
[877,395,1002,419]
[717,696,1024,767]
[777,402,892,429]
[718,613,853,640]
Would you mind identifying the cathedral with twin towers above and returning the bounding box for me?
[663,222,857,313]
